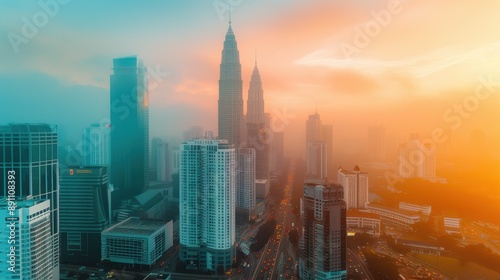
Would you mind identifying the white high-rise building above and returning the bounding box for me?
[179,139,236,273]
[337,166,369,209]
[236,148,256,219]
[0,199,53,280]
[82,123,111,166]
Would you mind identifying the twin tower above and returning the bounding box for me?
[218,21,270,180]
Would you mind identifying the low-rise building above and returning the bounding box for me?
[101,217,173,268]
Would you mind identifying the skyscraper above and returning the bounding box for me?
[110,56,149,206]
[82,122,111,166]
[151,138,169,182]
[0,123,60,278]
[301,181,347,280]
[179,139,236,273]
[236,148,256,221]
[337,166,369,209]
[307,141,328,180]
[59,166,110,265]
[306,111,332,180]
[246,59,270,180]
[218,21,244,147]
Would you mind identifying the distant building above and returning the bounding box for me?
[0,199,53,280]
[347,210,381,237]
[115,189,170,222]
[59,166,110,265]
[271,131,285,172]
[305,111,332,180]
[236,148,256,221]
[179,139,236,273]
[101,217,173,268]
[110,56,149,207]
[183,126,204,141]
[307,141,328,180]
[397,134,436,179]
[301,181,347,280]
[82,123,111,166]
[399,202,432,217]
[443,216,461,235]
[151,138,169,182]
[337,166,369,209]
[366,204,420,227]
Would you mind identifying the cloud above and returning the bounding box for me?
[295,41,500,78]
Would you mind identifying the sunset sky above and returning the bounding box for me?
[1,0,499,159]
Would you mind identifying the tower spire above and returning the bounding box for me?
[255,50,257,66]
[229,6,232,26]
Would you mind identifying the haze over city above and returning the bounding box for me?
[1,0,500,279]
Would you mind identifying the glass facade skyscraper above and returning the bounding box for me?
[218,22,244,147]
[110,56,149,207]
[0,123,60,279]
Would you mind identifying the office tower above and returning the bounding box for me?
[0,123,60,278]
[59,166,110,265]
[110,56,149,205]
[397,134,436,179]
[337,166,369,209]
[307,141,327,180]
[306,112,331,180]
[301,181,347,280]
[246,59,270,180]
[183,126,204,141]
[218,21,244,147]
[321,124,333,173]
[82,122,111,166]
[306,112,322,143]
[0,199,53,279]
[367,125,386,161]
[179,139,236,273]
[236,148,256,221]
[151,138,169,182]
[271,131,285,172]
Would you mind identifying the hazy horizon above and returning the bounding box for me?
[1,0,499,166]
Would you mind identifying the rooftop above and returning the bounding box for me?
[103,217,168,237]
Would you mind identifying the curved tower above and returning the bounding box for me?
[218,22,244,147]
[246,59,270,180]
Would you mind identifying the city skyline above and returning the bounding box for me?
[1,1,499,161]
[1,2,500,278]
